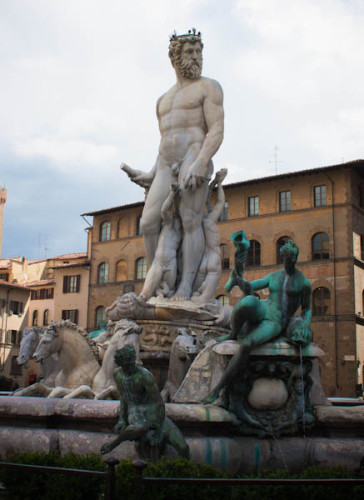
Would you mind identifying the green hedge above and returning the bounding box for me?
[0,452,363,500]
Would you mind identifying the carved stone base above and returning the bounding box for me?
[175,338,327,437]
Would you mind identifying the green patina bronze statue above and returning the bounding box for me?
[204,233,312,404]
[101,345,189,459]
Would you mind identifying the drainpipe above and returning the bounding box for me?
[324,173,338,388]
[0,287,11,371]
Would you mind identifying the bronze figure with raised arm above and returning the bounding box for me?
[122,29,224,300]
[204,239,312,404]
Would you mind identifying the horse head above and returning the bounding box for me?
[17,326,43,367]
[173,328,199,361]
[33,323,59,363]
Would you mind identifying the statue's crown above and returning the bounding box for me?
[169,28,202,42]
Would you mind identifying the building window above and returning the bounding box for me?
[6,330,17,345]
[32,310,38,326]
[0,273,9,281]
[135,257,147,280]
[9,300,23,316]
[312,232,330,260]
[220,244,230,270]
[217,295,229,306]
[248,196,259,216]
[276,236,290,264]
[63,275,81,293]
[246,240,261,267]
[99,221,111,242]
[312,287,330,315]
[361,235,364,261]
[95,306,106,329]
[314,185,326,207]
[11,355,22,376]
[43,309,50,326]
[116,260,128,282]
[279,191,291,212]
[219,202,229,221]
[136,215,143,236]
[97,262,109,284]
[62,309,79,324]
[31,288,54,300]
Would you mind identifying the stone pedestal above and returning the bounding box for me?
[174,337,327,437]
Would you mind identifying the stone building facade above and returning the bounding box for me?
[83,160,364,397]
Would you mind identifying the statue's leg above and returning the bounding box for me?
[164,417,190,458]
[101,423,149,454]
[204,318,280,404]
[173,164,210,300]
[140,162,172,264]
[230,295,266,340]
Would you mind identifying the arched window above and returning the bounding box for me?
[312,232,329,260]
[135,257,147,279]
[43,309,50,326]
[217,295,229,306]
[116,260,128,282]
[136,215,143,236]
[99,221,111,242]
[95,306,106,329]
[246,240,261,267]
[276,236,290,264]
[220,244,230,270]
[32,310,38,326]
[312,287,330,315]
[97,262,109,284]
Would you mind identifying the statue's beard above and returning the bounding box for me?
[175,56,202,80]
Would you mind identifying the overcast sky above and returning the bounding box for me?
[1,0,363,260]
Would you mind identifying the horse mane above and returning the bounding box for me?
[51,320,100,363]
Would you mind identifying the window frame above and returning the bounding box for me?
[99,221,111,242]
[63,275,81,293]
[279,191,291,212]
[135,257,147,280]
[314,185,326,207]
[248,196,259,217]
[97,262,109,284]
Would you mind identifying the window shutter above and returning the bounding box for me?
[76,275,81,292]
[63,276,68,293]
[75,310,79,324]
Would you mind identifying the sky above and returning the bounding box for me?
[1,0,364,260]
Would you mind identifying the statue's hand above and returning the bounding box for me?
[184,160,206,191]
[121,163,155,188]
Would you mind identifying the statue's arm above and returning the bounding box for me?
[184,79,224,190]
[300,279,312,325]
[250,275,270,292]
[114,370,127,432]
[209,169,228,222]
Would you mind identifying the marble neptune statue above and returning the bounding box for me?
[122,29,224,302]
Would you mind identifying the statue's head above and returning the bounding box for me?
[115,345,136,372]
[169,29,203,80]
[280,239,299,264]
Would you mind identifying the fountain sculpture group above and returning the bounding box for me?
[1,29,363,472]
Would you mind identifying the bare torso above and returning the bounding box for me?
[158,79,207,163]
